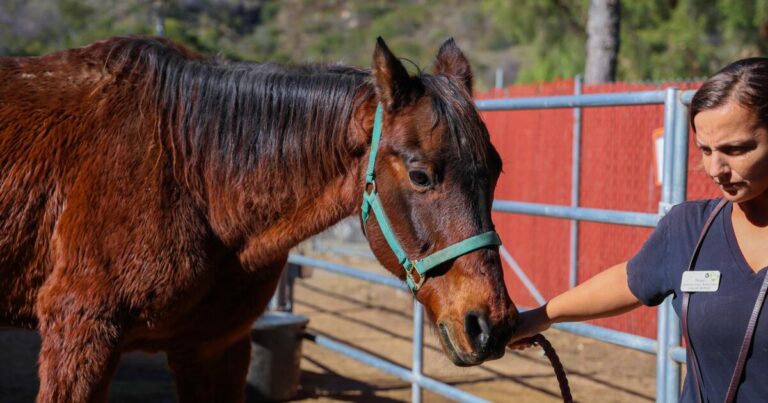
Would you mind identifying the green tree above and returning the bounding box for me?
[0,0,154,56]
[482,0,589,83]
[483,0,768,82]
[4,0,766,85]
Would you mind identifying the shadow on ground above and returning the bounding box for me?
[0,328,401,403]
[0,329,176,403]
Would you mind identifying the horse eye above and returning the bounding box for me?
[408,171,432,188]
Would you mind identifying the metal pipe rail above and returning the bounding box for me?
[294,251,693,366]
[304,330,489,403]
[492,200,660,227]
[475,90,668,110]
[290,251,693,403]
[288,254,485,402]
[288,254,405,290]
[478,88,698,403]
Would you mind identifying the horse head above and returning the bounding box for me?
[359,38,517,366]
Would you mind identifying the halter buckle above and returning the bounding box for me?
[406,265,425,292]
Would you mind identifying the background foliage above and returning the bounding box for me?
[1,0,766,88]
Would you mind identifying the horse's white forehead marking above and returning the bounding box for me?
[19,73,35,79]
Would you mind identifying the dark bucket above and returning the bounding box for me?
[245,311,309,402]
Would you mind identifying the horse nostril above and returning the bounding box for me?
[465,311,492,351]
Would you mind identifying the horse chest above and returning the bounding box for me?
[130,258,284,347]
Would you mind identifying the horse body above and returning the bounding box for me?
[0,36,516,402]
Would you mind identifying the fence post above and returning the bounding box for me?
[672,93,690,204]
[269,264,299,312]
[664,92,691,402]
[152,0,165,36]
[656,87,679,403]
[412,301,425,403]
[569,75,583,289]
[495,68,504,89]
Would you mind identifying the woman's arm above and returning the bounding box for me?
[509,261,642,345]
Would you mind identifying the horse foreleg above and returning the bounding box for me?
[36,312,122,403]
[167,333,252,403]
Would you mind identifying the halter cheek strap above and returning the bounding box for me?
[360,103,502,294]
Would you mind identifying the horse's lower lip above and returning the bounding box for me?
[438,322,494,366]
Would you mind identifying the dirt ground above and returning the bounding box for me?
[0,253,659,402]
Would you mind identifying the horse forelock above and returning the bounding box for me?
[419,74,499,176]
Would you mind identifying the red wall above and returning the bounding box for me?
[477,80,717,338]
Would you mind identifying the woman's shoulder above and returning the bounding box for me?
[663,197,723,227]
[627,198,724,306]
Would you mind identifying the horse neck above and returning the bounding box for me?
[215,127,369,271]
[233,156,367,269]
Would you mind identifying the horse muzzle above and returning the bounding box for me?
[437,311,513,366]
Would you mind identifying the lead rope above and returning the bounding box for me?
[512,334,573,403]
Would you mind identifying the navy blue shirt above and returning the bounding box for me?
[627,198,768,402]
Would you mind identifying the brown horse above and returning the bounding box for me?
[0,36,517,402]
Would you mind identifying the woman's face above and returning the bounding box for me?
[693,99,768,204]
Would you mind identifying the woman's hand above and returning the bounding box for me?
[507,305,553,349]
[507,262,641,351]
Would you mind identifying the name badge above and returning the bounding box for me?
[681,271,721,292]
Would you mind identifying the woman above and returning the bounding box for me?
[509,58,768,402]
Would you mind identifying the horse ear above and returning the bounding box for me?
[372,37,412,111]
[433,38,473,95]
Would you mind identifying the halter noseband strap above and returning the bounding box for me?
[360,103,502,294]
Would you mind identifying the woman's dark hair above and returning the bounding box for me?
[690,57,768,132]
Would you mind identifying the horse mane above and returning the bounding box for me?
[94,37,494,201]
[97,37,373,200]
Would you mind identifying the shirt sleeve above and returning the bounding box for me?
[626,209,676,306]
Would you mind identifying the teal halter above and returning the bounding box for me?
[360,103,502,294]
